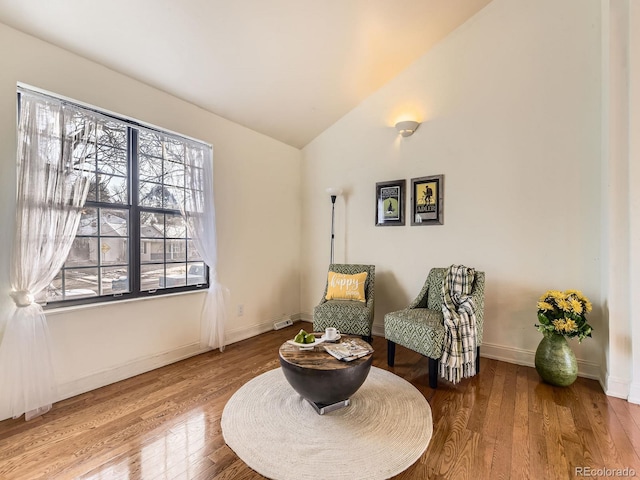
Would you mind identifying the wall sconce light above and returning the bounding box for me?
[395,120,420,137]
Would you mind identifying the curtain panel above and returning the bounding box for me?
[183,143,228,351]
[0,92,97,420]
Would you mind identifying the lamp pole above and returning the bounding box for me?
[330,194,337,264]
[326,187,342,265]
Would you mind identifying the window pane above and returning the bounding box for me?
[164,160,184,187]
[97,174,128,204]
[69,117,97,167]
[74,140,97,171]
[100,238,128,265]
[139,130,163,157]
[97,121,126,150]
[164,185,184,210]
[62,268,99,299]
[102,266,129,294]
[139,154,163,182]
[165,138,184,163]
[161,263,187,288]
[187,240,202,261]
[139,181,163,208]
[187,262,206,285]
[165,214,186,238]
[141,264,164,291]
[100,209,128,236]
[46,271,63,303]
[86,173,98,202]
[141,238,164,263]
[77,208,98,236]
[165,239,186,262]
[140,211,164,237]
[97,145,127,176]
[66,237,98,267]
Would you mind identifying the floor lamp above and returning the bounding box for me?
[326,187,342,264]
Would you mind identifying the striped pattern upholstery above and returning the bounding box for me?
[384,268,485,360]
[313,264,375,337]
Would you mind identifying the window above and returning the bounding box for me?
[19,90,211,307]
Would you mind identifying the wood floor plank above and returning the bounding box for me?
[465,358,495,435]
[510,365,530,480]
[541,392,570,479]
[608,396,640,459]
[480,360,506,441]
[0,321,633,480]
[489,361,516,479]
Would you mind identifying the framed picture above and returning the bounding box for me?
[411,175,444,225]
[375,179,405,226]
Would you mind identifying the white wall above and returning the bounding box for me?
[0,23,301,419]
[603,0,640,403]
[629,0,640,404]
[301,0,604,378]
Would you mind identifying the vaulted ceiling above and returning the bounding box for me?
[0,0,492,148]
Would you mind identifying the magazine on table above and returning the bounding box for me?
[324,339,374,362]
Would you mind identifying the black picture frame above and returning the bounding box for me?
[410,175,444,225]
[375,179,405,226]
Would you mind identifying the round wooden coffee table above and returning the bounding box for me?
[278,336,373,414]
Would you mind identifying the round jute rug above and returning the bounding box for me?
[221,366,432,480]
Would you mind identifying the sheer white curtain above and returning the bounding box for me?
[184,143,228,351]
[0,92,96,420]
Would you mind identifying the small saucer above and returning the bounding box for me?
[322,334,341,343]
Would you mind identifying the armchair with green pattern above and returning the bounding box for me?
[384,267,485,388]
[313,264,375,342]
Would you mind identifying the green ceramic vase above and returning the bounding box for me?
[534,333,577,387]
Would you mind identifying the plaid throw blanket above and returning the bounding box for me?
[440,265,478,384]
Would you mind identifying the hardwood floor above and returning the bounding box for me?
[1,321,639,479]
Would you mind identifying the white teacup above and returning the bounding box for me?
[325,327,340,341]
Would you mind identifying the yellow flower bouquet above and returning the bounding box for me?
[535,290,593,342]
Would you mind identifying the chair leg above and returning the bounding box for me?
[429,357,438,389]
[476,346,480,374]
[387,340,396,366]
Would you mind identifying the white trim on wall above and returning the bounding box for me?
[605,375,632,400]
[225,314,305,345]
[628,383,640,404]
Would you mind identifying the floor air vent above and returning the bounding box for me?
[273,318,293,330]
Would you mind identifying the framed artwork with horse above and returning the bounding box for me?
[410,175,444,226]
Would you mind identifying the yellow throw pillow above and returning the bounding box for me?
[325,271,368,302]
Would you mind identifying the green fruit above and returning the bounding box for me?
[304,334,316,344]
[294,333,306,343]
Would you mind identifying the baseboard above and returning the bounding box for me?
[372,323,384,338]
[225,315,304,345]
[374,326,603,381]
[56,342,207,403]
[605,375,632,400]
[628,382,640,405]
[53,316,618,414]
[290,313,306,323]
[480,342,601,380]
